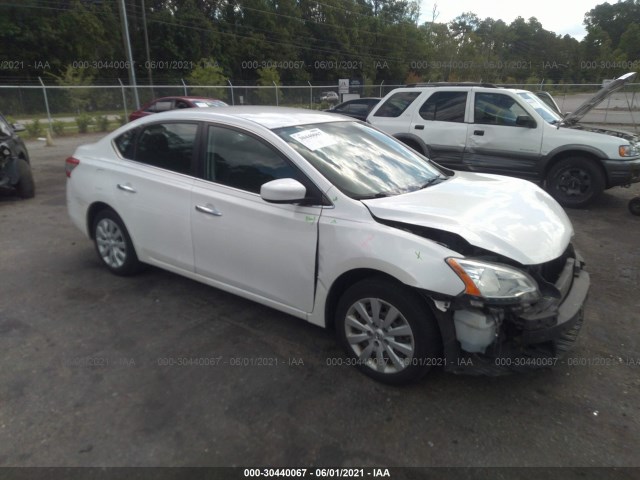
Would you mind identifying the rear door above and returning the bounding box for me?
[410,90,468,167]
[464,91,543,180]
[111,121,199,271]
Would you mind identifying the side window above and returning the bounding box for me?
[419,91,467,122]
[133,122,198,174]
[146,100,172,113]
[474,93,529,126]
[350,103,369,116]
[374,91,421,117]
[204,125,303,194]
[114,129,137,159]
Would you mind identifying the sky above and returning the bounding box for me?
[420,0,605,40]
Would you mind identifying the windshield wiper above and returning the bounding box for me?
[417,175,446,190]
[357,192,393,200]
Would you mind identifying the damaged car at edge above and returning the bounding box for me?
[66,107,589,384]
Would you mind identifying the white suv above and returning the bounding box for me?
[367,73,640,208]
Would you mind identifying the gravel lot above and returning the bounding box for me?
[1,133,639,474]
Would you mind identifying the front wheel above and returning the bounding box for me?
[335,278,441,384]
[92,209,141,276]
[15,158,35,198]
[546,157,605,208]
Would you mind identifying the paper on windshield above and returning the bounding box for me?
[290,128,337,151]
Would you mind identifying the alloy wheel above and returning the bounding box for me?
[95,218,127,269]
[344,297,415,374]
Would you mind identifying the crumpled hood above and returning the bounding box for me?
[363,172,573,265]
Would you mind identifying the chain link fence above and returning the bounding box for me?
[0,81,638,129]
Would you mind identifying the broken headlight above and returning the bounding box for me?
[446,258,541,305]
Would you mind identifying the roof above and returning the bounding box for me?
[405,82,498,88]
[150,96,224,101]
[141,106,352,129]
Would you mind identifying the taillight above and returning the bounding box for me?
[65,156,80,178]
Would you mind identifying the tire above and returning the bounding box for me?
[335,277,441,384]
[629,197,640,216]
[15,158,35,198]
[400,138,425,156]
[92,209,141,276]
[546,157,605,208]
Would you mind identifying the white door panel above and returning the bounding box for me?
[112,162,194,270]
[410,90,468,166]
[411,117,467,165]
[466,124,543,175]
[191,180,319,313]
[465,91,544,179]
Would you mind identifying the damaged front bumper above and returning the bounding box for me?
[432,249,590,375]
[0,157,20,188]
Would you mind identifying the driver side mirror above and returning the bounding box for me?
[12,123,25,133]
[516,115,536,128]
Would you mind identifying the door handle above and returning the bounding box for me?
[414,125,425,130]
[117,183,136,193]
[195,204,223,217]
[473,130,485,136]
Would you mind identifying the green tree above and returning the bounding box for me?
[48,66,95,114]
[584,0,640,48]
[256,67,283,105]
[187,59,229,100]
[617,23,640,60]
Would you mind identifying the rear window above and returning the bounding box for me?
[373,91,420,117]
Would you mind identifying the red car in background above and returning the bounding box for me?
[128,96,228,122]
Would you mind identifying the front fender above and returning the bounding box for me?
[307,210,465,327]
[542,144,607,175]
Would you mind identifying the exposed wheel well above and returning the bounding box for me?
[545,151,609,187]
[86,202,114,239]
[396,136,426,155]
[324,269,416,331]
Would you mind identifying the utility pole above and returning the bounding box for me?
[141,0,154,98]
[118,0,140,109]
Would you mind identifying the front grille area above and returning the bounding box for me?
[528,243,575,286]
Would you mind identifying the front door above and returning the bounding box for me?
[191,124,320,314]
[465,91,543,180]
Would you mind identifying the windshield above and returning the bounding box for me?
[518,92,562,124]
[275,122,445,199]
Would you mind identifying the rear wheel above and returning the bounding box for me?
[335,278,441,384]
[629,197,640,216]
[546,157,605,208]
[92,209,141,276]
[400,138,426,156]
[15,158,35,198]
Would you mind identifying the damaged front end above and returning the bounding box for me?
[0,142,18,189]
[434,244,589,375]
[367,179,589,376]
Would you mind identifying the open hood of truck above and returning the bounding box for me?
[362,172,573,265]
[561,71,636,126]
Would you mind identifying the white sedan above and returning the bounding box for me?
[66,107,589,384]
